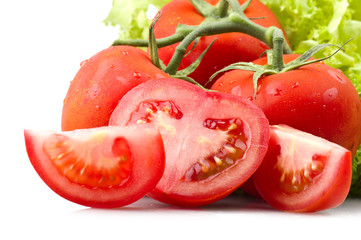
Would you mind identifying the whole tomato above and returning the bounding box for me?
[61,46,169,131]
[211,54,361,157]
[154,0,288,86]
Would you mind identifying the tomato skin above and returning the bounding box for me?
[155,0,287,86]
[61,46,169,131]
[253,125,352,212]
[211,54,361,157]
[24,126,165,208]
[109,78,269,207]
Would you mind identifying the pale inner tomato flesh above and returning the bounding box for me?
[183,118,248,181]
[128,101,183,124]
[44,133,132,189]
[274,144,325,194]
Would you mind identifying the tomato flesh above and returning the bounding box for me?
[109,78,269,207]
[25,126,165,208]
[44,133,132,189]
[253,125,352,212]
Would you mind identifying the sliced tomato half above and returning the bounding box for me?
[109,78,269,207]
[24,126,165,208]
[253,125,352,212]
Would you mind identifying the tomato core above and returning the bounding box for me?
[183,118,249,181]
[44,133,132,189]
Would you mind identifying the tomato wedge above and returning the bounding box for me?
[253,125,352,212]
[109,78,269,207]
[24,126,165,208]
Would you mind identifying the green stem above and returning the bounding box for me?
[216,0,229,18]
[227,0,244,14]
[149,12,162,69]
[271,28,285,71]
[165,17,281,75]
[190,0,215,17]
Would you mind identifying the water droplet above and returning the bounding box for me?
[247,96,253,101]
[230,86,241,95]
[256,83,262,94]
[95,105,101,110]
[109,64,115,68]
[328,69,346,83]
[80,59,89,67]
[121,51,129,56]
[133,72,142,78]
[268,88,282,96]
[291,82,299,89]
[323,87,338,102]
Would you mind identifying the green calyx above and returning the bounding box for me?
[209,28,352,99]
[148,11,213,91]
[112,0,292,76]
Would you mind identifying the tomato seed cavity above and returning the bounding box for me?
[183,118,248,181]
[277,154,325,194]
[44,134,132,189]
[128,101,183,124]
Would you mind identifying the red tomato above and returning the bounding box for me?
[61,46,170,131]
[211,54,361,157]
[109,78,269,207]
[154,0,288,86]
[253,125,352,212]
[24,126,165,208]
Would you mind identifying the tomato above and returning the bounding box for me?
[109,78,269,207]
[61,46,170,131]
[154,0,288,86]
[253,125,352,212]
[211,54,361,157]
[24,126,165,208]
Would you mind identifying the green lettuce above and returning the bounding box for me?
[260,0,361,96]
[103,0,171,39]
[104,0,361,196]
[259,0,361,197]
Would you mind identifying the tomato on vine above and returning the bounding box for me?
[153,0,289,86]
[211,34,361,157]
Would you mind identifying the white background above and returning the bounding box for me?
[1,1,361,239]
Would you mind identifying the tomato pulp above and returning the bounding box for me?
[253,125,352,212]
[25,126,165,208]
[109,78,269,207]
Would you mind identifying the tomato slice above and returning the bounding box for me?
[253,125,352,212]
[24,126,165,208]
[109,78,269,207]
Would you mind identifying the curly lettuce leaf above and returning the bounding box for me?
[103,0,171,39]
[260,0,361,196]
